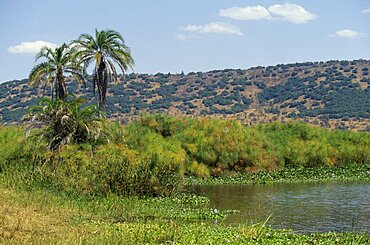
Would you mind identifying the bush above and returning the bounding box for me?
[260,121,370,167]
[0,126,46,173]
[0,124,183,197]
[39,144,181,196]
[136,115,283,175]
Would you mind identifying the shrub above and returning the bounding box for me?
[40,144,181,196]
[136,115,283,175]
[0,126,46,173]
[24,97,107,150]
[0,122,183,197]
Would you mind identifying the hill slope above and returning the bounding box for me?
[0,59,369,131]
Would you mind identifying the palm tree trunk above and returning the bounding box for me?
[54,81,58,99]
[56,70,67,100]
[97,60,107,109]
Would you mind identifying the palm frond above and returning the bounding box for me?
[107,59,119,83]
[29,61,54,86]
[71,28,134,108]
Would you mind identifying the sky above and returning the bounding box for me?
[0,0,369,82]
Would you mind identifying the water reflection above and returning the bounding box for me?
[191,182,370,233]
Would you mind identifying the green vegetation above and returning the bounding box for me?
[187,164,370,185]
[1,113,369,196]
[24,96,105,150]
[135,114,369,178]
[0,123,180,197]
[1,186,368,244]
[28,43,85,100]
[72,29,134,108]
[1,112,369,243]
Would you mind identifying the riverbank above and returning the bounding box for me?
[186,164,370,185]
[0,185,369,244]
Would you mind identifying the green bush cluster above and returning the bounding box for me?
[1,114,369,196]
[42,144,180,196]
[131,115,369,177]
[0,126,42,173]
[259,122,370,167]
[0,126,181,197]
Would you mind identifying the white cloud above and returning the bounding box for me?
[175,33,191,41]
[7,40,58,54]
[333,29,365,39]
[268,3,317,24]
[361,8,370,14]
[181,22,243,36]
[219,5,271,20]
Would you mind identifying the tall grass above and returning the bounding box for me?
[0,114,369,196]
[135,114,369,177]
[0,126,181,197]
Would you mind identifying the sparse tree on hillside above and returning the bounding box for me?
[72,29,134,108]
[29,43,85,100]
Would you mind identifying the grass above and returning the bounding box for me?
[0,185,369,244]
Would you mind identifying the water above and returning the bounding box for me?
[191,181,370,233]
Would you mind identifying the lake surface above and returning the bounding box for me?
[191,181,370,233]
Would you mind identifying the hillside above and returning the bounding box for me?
[0,59,369,131]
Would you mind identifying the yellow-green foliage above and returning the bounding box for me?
[188,161,210,179]
[259,121,369,167]
[135,115,369,177]
[0,125,182,197]
[137,115,283,175]
[327,130,370,165]
[1,115,369,192]
[34,143,181,196]
[124,121,186,183]
[0,126,45,171]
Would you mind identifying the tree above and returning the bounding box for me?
[29,43,85,100]
[24,96,106,150]
[73,29,134,108]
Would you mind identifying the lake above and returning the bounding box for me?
[191,181,370,233]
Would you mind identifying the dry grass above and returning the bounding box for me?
[0,188,94,244]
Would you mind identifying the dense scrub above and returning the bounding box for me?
[136,114,369,177]
[0,126,181,197]
[0,114,369,196]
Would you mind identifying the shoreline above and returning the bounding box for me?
[0,184,369,244]
[185,164,370,186]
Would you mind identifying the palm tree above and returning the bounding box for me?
[72,29,134,108]
[25,96,107,150]
[29,43,85,100]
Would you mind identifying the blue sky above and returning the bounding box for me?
[0,0,369,82]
